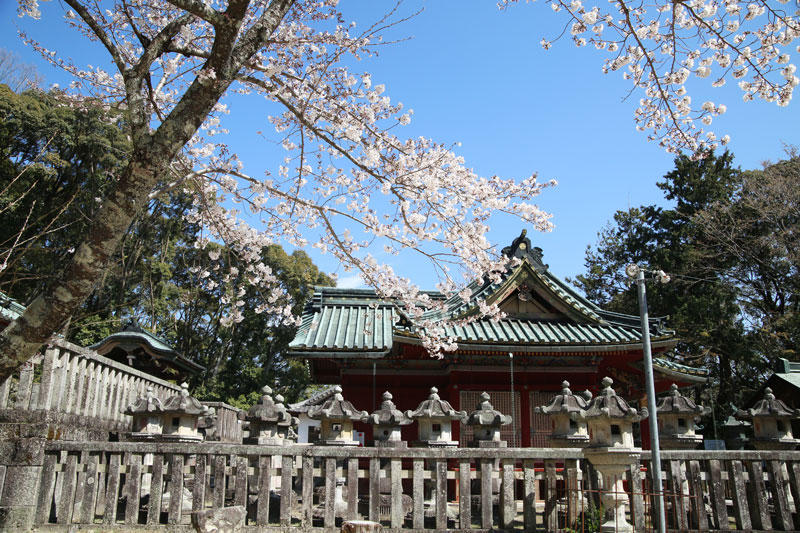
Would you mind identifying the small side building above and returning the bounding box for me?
[89,323,204,383]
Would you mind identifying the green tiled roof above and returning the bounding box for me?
[291,303,395,352]
[290,289,395,353]
[774,372,800,389]
[290,232,675,352]
[768,358,800,389]
[288,232,709,379]
[427,317,658,345]
[291,284,671,352]
[0,291,25,323]
[90,323,205,374]
[652,357,710,378]
[419,254,603,324]
[291,295,672,349]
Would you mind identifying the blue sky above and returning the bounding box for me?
[2,0,798,291]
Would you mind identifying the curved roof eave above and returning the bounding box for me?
[90,332,205,373]
[391,332,678,354]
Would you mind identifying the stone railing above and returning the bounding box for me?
[0,338,181,439]
[13,440,800,532]
[0,436,795,531]
[28,441,588,531]
[641,449,800,532]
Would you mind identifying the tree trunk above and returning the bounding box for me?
[0,161,165,377]
[0,0,296,380]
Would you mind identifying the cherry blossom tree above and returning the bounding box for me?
[505,0,799,152]
[1,0,556,378]
[1,0,798,379]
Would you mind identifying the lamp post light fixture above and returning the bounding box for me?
[625,263,668,533]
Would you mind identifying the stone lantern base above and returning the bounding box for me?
[127,432,160,441]
[752,438,800,450]
[550,434,590,448]
[318,439,360,446]
[375,439,407,448]
[661,434,704,450]
[160,433,204,443]
[471,440,507,448]
[412,440,458,448]
[583,447,641,533]
[243,436,287,446]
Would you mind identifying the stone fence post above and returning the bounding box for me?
[0,434,46,530]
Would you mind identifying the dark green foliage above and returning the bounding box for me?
[693,154,800,364]
[0,85,333,408]
[572,151,770,428]
[0,84,130,299]
[565,504,603,533]
[168,245,333,408]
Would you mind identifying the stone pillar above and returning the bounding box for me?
[0,436,46,530]
[583,455,639,533]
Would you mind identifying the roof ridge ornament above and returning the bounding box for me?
[500,229,548,271]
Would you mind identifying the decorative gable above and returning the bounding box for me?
[464,230,603,324]
[498,283,563,319]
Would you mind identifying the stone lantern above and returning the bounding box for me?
[464,392,512,447]
[306,385,367,446]
[735,387,800,450]
[582,377,646,450]
[159,382,207,442]
[406,387,466,447]
[580,377,648,533]
[242,386,297,445]
[125,386,165,440]
[722,414,751,450]
[534,380,591,448]
[364,391,413,447]
[656,384,708,449]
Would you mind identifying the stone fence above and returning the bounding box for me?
[200,401,245,444]
[0,339,243,443]
[640,449,800,532]
[0,338,182,440]
[3,439,798,532]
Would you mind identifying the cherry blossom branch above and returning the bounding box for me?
[63,0,127,72]
[166,0,224,27]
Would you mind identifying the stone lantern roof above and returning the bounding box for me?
[657,384,708,416]
[736,387,800,420]
[306,385,367,421]
[581,377,648,422]
[125,386,164,415]
[465,392,512,427]
[535,381,592,415]
[245,386,295,426]
[365,391,412,426]
[161,382,207,416]
[406,387,466,421]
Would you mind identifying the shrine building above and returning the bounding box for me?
[288,230,707,447]
[90,322,204,383]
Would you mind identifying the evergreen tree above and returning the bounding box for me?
[572,151,762,422]
[0,86,332,406]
